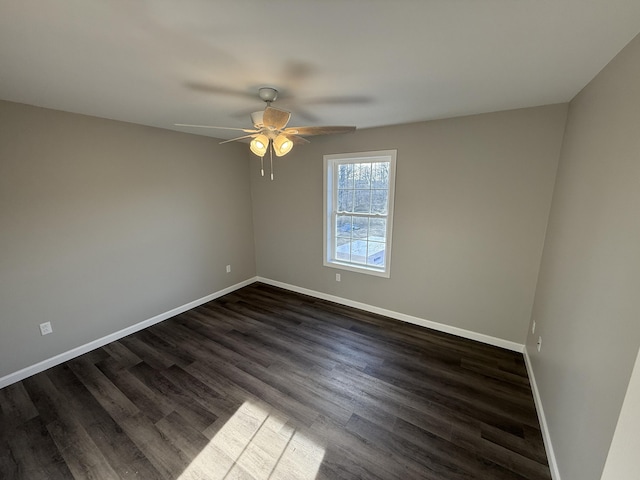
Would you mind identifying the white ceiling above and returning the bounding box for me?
[1,0,640,140]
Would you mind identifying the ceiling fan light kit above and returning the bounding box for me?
[273,134,293,157]
[249,134,269,157]
[175,88,356,180]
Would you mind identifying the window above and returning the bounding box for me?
[324,150,397,277]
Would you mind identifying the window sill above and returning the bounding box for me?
[323,260,391,278]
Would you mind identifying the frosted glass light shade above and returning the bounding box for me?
[250,134,269,157]
[273,134,293,157]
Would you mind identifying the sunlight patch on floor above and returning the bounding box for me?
[178,400,325,480]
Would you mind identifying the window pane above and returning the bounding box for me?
[354,163,371,189]
[366,242,386,267]
[369,218,386,242]
[338,164,353,189]
[354,190,371,213]
[336,215,352,238]
[353,217,368,239]
[371,190,388,214]
[350,239,367,264]
[371,162,390,189]
[338,189,354,212]
[336,237,351,261]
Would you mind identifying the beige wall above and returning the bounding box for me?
[251,104,567,344]
[0,101,256,378]
[527,34,640,480]
[601,348,640,480]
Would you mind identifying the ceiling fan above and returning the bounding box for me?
[175,87,356,179]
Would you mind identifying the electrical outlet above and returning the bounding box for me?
[226,265,231,273]
[40,322,53,336]
[537,336,542,352]
[532,321,536,334]
[336,273,341,282]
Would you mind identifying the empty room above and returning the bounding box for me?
[1,1,639,479]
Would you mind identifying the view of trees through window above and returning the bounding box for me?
[335,161,390,267]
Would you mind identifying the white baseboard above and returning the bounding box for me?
[256,277,524,353]
[1,274,524,386]
[0,277,258,389]
[523,346,562,480]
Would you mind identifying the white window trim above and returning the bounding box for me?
[323,149,397,278]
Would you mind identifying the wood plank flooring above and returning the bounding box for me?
[0,282,551,479]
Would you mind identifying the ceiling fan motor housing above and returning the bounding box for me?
[251,111,265,128]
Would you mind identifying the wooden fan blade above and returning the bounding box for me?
[290,135,310,145]
[284,126,356,136]
[174,124,258,133]
[263,106,291,130]
[219,134,257,144]
[285,105,319,123]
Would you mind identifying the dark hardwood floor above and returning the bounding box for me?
[0,282,551,479]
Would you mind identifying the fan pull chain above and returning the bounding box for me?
[260,156,264,176]
[270,143,274,180]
